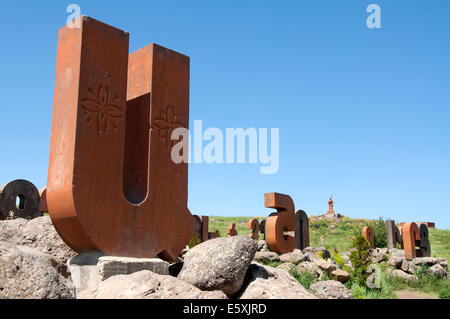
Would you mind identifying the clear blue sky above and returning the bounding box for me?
[1,1,449,229]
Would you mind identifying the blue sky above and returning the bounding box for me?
[0,1,449,229]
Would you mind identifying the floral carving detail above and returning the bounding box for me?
[81,84,123,134]
[153,105,184,146]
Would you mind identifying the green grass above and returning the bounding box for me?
[429,228,450,262]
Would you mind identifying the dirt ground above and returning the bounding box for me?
[395,290,438,299]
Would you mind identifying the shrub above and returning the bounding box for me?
[350,234,372,286]
[368,218,387,248]
[331,249,345,269]
[289,268,315,290]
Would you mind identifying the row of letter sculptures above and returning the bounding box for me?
[0,17,432,262]
[362,221,431,259]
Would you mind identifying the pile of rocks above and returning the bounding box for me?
[385,250,448,282]
[253,243,354,299]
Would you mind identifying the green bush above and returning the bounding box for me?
[368,218,387,248]
[350,234,372,286]
[331,249,344,269]
[289,268,315,290]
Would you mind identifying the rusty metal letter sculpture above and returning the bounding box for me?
[295,210,310,250]
[386,220,402,249]
[0,180,42,220]
[264,192,296,254]
[402,222,421,259]
[227,223,238,237]
[248,219,260,240]
[362,226,374,248]
[47,16,197,260]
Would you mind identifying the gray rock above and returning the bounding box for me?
[401,260,417,274]
[280,249,306,265]
[388,248,405,257]
[0,241,75,299]
[97,256,169,280]
[257,240,268,252]
[78,270,227,299]
[238,263,317,299]
[296,261,324,280]
[331,269,350,283]
[313,258,337,273]
[414,257,438,266]
[254,251,280,262]
[387,256,405,269]
[0,216,76,277]
[310,280,353,299]
[303,247,331,260]
[67,251,105,294]
[178,236,257,297]
[276,262,296,273]
[426,264,447,279]
[371,248,388,263]
[386,268,418,283]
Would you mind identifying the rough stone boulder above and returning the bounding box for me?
[178,236,257,297]
[238,263,317,299]
[331,269,350,283]
[401,260,417,274]
[313,258,337,273]
[0,216,75,277]
[386,268,418,283]
[426,264,447,279]
[276,262,296,273]
[303,247,331,260]
[0,241,75,299]
[296,261,324,280]
[310,280,353,299]
[257,240,268,252]
[387,256,405,268]
[254,251,280,262]
[370,248,388,263]
[78,270,227,299]
[280,249,305,265]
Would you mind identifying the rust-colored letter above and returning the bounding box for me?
[402,222,421,259]
[248,219,260,240]
[47,16,197,260]
[264,192,296,254]
[362,226,374,248]
[227,223,238,237]
[0,180,42,220]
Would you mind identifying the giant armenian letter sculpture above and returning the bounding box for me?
[46,16,198,261]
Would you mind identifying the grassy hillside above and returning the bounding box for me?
[209,216,450,260]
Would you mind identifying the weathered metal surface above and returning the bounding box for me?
[264,192,296,254]
[47,16,196,260]
[0,179,42,219]
[39,187,48,213]
[248,219,260,240]
[295,210,310,250]
[386,220,403,250]
[362,226,374,248]
[419,224,431,257]
[227,223,238,237]
[402,222,421,259]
